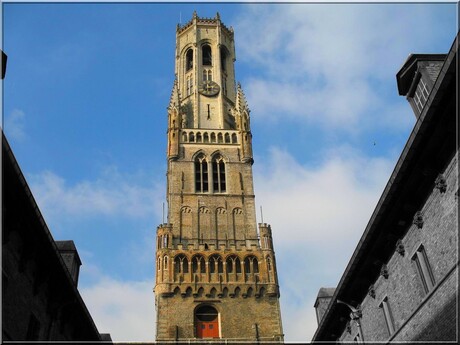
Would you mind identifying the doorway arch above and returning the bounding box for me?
[195,304,219,338]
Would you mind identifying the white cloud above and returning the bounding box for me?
[253,146,394,341]
[5,109,26,141]
[28,166,164,221]
[80,276,155,342]
[234,4,449,131]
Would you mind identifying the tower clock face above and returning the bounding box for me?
[198,81,220,97]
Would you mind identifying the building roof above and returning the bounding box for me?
[316,287,336,299]
[396,54,447,95]
[312,31,458,341]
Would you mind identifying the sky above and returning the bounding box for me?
[2,1,457,342]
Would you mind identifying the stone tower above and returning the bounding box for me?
[154,12,283,342]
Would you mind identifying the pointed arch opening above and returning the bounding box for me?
[195,154,209,193]
[202,44,212,66]
[186,48,193,71]
[212,155,226,193]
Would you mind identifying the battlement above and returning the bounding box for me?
[177,12,233,37]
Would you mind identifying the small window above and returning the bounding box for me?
[220,47,227,71]
[202,44,212,65]
[186,76,193,96]
[412,245,436,294]
[203,69,212,82]
[186,49,193,71]
[380,297,395,336]
[222,76,227,95]
[414,78,429,113]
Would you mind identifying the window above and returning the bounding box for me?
[186,76,193,96]
[203,69,212,82]
[202,44,212,65]
[186,48,193,71]
[226,256,241,274]
[266,257,272,272]
[380,297,395,336]
[222,76,227,95]
[163,256,168,270]
[414,78,429,112]
[212,155,226,193]
[192,255,206,273]
[174,254,189,273]
[412,245,436,294]
[244,256,259,274]
[209,255,223,273]
[220,47,227,71]
[195,154,209,192]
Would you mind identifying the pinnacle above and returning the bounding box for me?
[168,78,181,110]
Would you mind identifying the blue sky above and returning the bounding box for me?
[2,2,457,342]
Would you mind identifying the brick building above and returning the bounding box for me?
[312,32,458,342]
[154,12,284,342]
[2,133,111,341]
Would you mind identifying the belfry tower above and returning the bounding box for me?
[154,12,283,342]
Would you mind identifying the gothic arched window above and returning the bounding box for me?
[212,155,226,193]
[209,255,223,273]
[186,48,193,71]
[192,255,206,273]
[203,69,212,82]
[195,154,209,193]
[244,256,259,274]
[202,44,212,65]
[174,254,189,274]
[226,255,241,274]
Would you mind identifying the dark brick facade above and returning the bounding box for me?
[313,32,458,343]
[2,134,110,342]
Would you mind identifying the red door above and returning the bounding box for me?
[195,305,219,338]
[196,320,219,338]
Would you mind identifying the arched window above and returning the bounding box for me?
[186,48,193,71]
[174,254,189,274]
[212,155,226,193]
[196,132,202,143]
[203,69,212,82]
[163,256,168,270]
[224,133,230,143]
[192,255,206,273]
[195,154,208,192]
[226,256,241,274]
[244,256,258,274]
[231,133,237,143]
[186,76,193,96]
[202,44,212,65]
[209,255,223,273]
[266,256,272,271]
